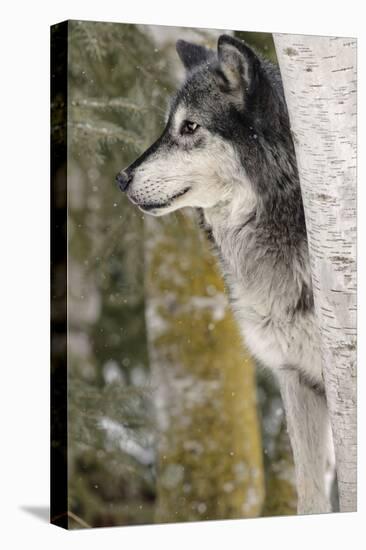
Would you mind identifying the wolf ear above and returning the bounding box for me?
[217,35,259,93]
[176,39,213,71]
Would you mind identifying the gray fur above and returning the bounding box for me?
[116,34,334,514]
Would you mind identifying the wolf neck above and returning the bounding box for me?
[201,177,308,300]
[202,188,256,284]
[203,185,257,244]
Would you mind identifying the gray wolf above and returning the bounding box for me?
[116,34,334,515]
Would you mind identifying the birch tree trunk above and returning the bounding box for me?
[273,34,357,512]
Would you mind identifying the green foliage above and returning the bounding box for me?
[257,370,297,515]
[236,30,278,64]
[68,21,172,166]
[67,20,172,528]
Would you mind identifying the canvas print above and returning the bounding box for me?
[51,20,357,529]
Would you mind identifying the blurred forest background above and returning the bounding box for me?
[58,20,297,529]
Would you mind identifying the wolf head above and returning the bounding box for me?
[117,34,297,218]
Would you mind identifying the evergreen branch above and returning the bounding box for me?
[51,510,91,529]
[67,510,92,529]
[71,97,148,112]
[73,22,106,61]
[69,121,144,148]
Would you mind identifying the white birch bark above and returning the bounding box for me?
[273,34,357,512]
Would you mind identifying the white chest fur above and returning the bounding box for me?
[203,193,323,388]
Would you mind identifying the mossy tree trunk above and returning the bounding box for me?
[144,212,265,523]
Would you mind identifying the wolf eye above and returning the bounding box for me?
[181,120,199,135]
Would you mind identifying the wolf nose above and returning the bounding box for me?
[116,170,133,192]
